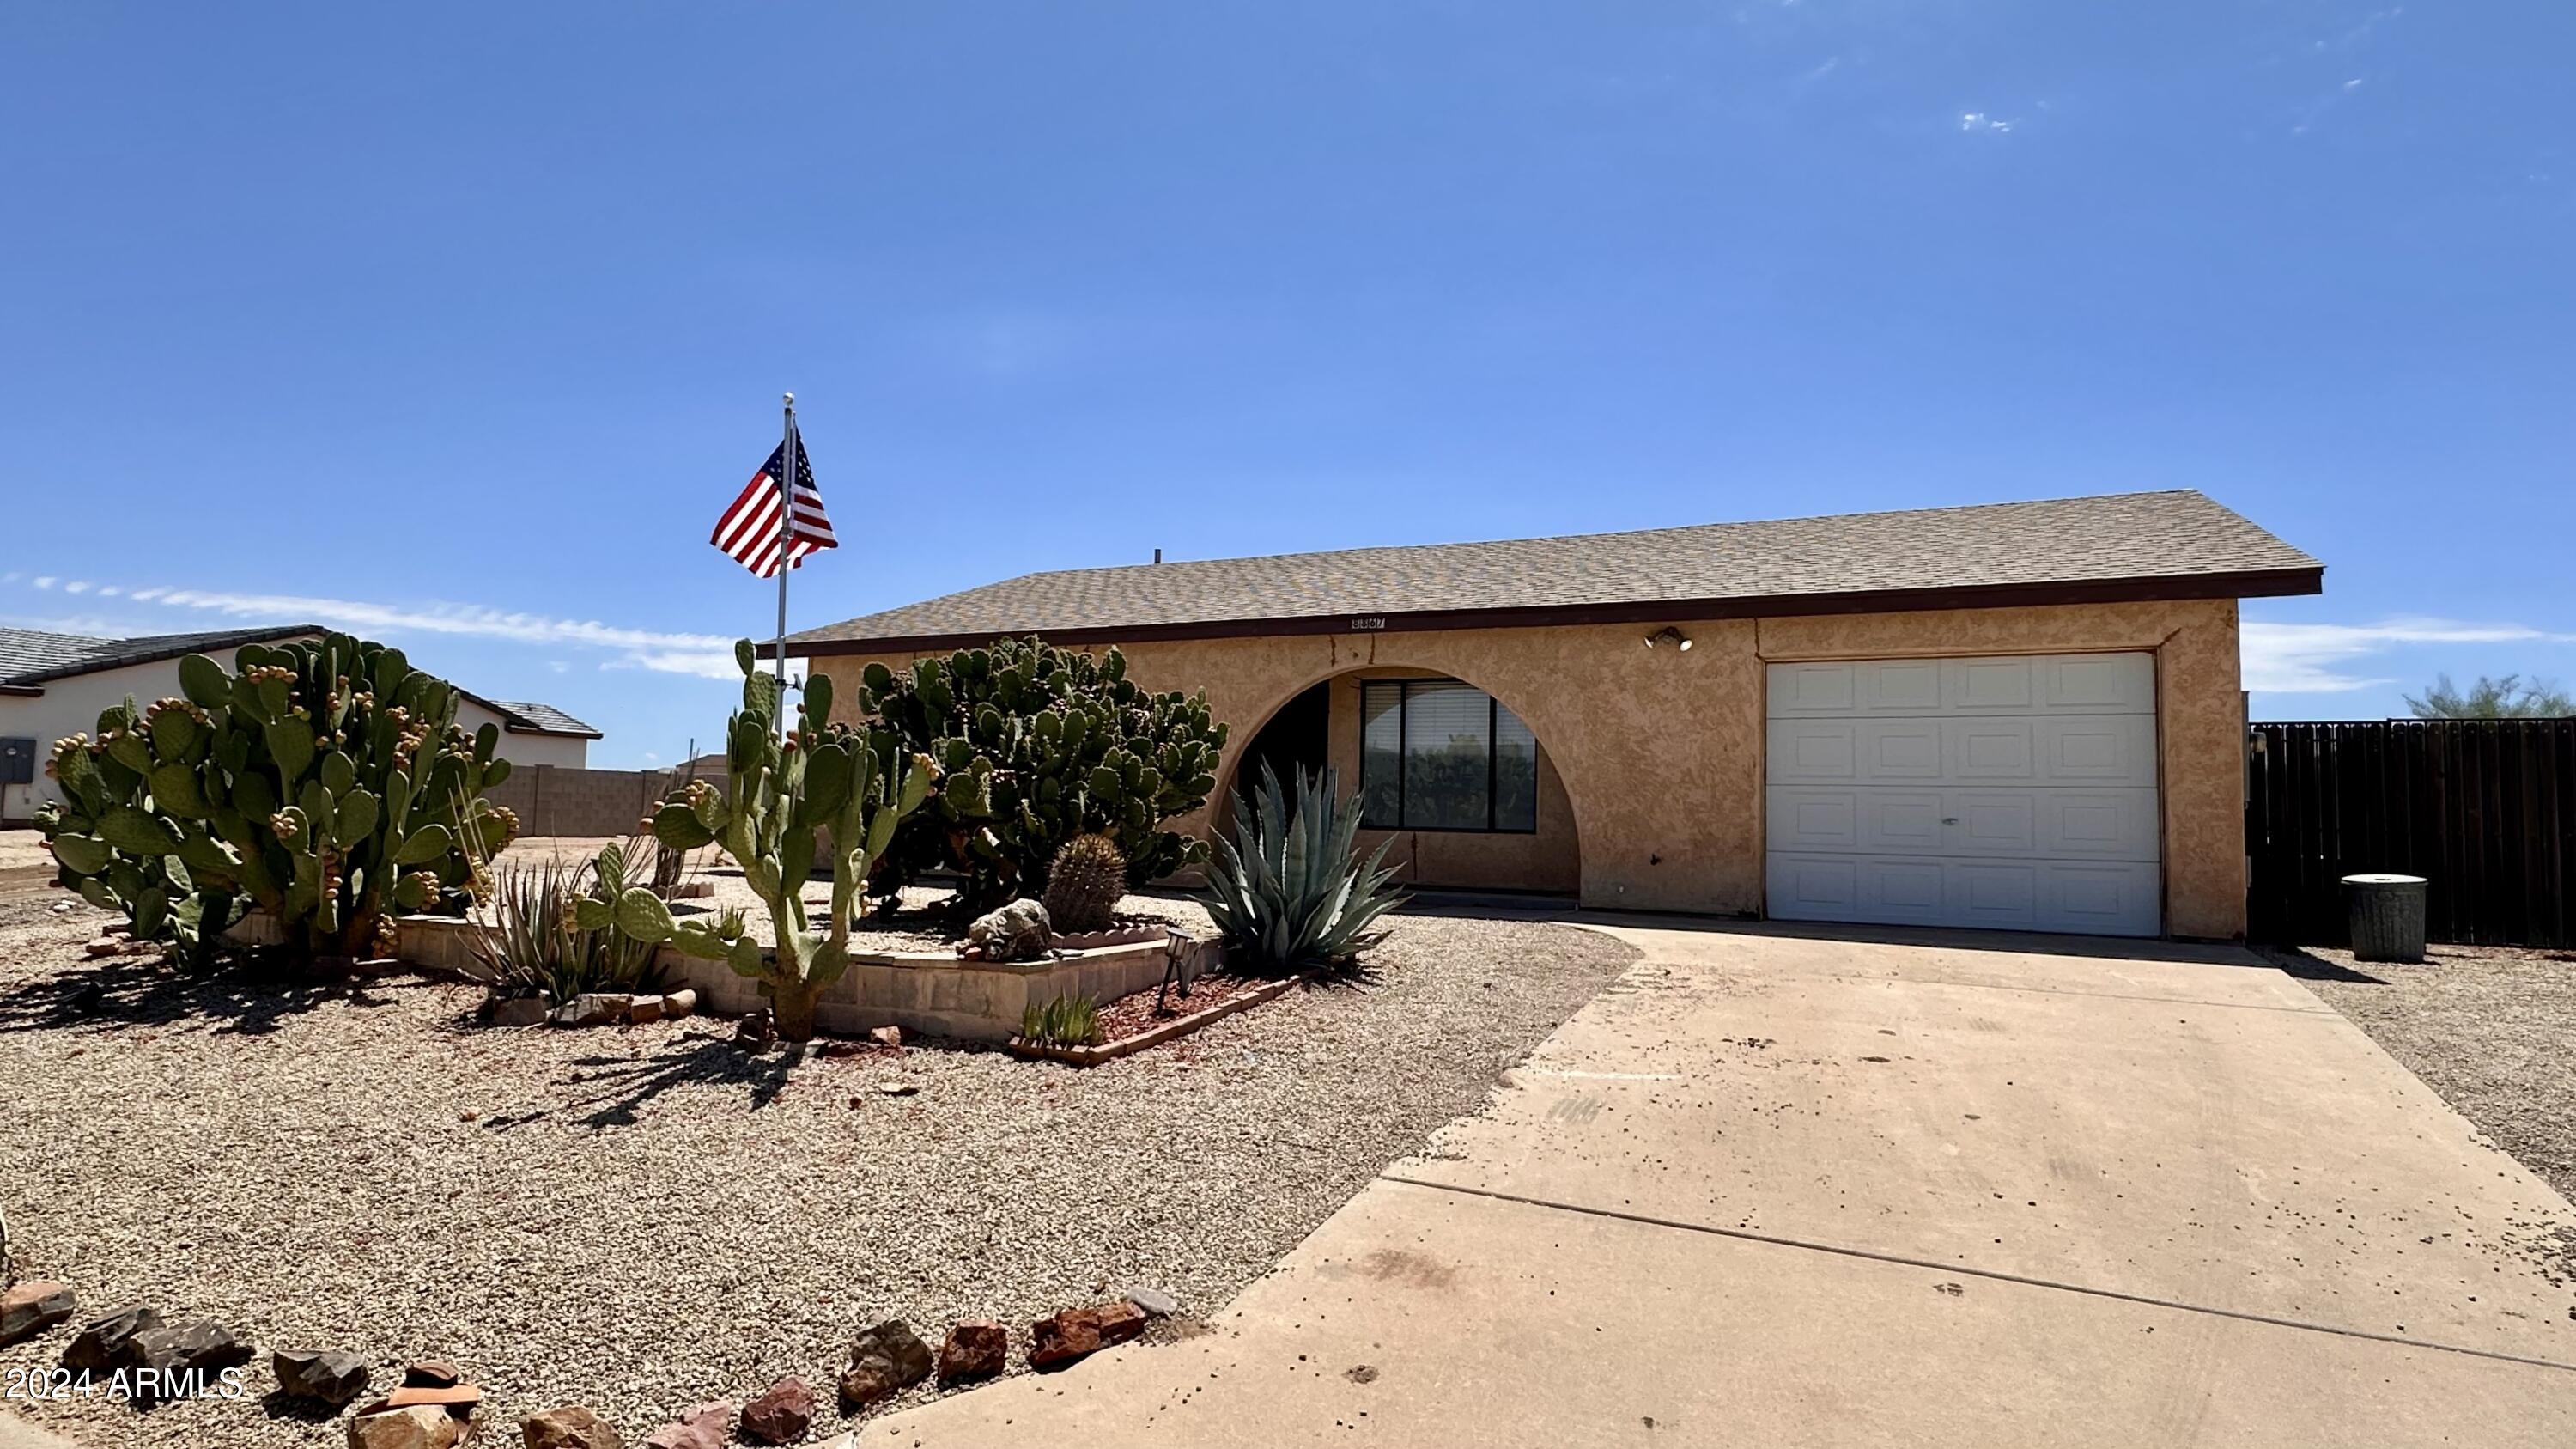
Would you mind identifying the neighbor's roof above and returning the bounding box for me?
[0,626,601,739]
[478,698,602,740]
[789,490,2322,654]
[0,624,322,691]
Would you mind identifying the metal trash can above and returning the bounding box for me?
[2342,874,2427,964]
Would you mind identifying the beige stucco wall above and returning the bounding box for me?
[809,595,2248,938]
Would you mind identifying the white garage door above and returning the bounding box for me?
[1765,652,2162,936]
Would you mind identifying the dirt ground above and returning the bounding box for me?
[2265,940,2576,1204]
[0,831,52,898]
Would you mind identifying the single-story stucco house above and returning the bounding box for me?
[1,624,601,823]
[789,490,2321,940]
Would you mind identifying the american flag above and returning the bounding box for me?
[710,430,836,578]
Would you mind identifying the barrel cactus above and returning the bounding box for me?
[858,636,1227,916]
[33,632,518,964]
[643,640,939,1042]
[1042,832,1127,934]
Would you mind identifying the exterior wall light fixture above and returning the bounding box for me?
[1643,626,1692,652]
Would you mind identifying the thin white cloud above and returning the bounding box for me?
[2,575,736,678]
[2,613,135,639]
[604,649,747,681]
[1959,111,2016,135]
[2292,75,2371,136]
[2242,618,2576,693]
[62,581,91,594]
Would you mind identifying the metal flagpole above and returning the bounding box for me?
[775,392,794,728]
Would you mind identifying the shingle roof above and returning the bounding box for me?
[486,699,601,739]
[790,490,2321,653]
[0,624,322,686]
[0,628,111,683]
[1,629,600,739]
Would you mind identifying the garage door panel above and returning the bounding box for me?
[1765,652,2162,937]
[1768,719,1860,781]
[1862,720,1944,779]
[1863,791,1949,853]
[1951,792,2037,854]
[1770,663,1858,715]
[2044,863,2161,934]
[1767,787,1860,851]
[1769,855,1861,916]
[1872,860,1947,915]
[2039,790,2159,859]
[1767,854,2163,935]
[1772,660,1964,715]
[1768,787,2153,861]
[1948,658,2038,712]
[1862,660,1942,713]
[1948,861,2040,928]
[1948,719,2038,779]
[1765,854,1944,928]
[2044,654,2154,712]
[2042,716,2157,784]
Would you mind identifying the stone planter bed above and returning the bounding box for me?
[1007,971,1302,1065]
[220,880,1223,1044]
[0,884,1640,1449]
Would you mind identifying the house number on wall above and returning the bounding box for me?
[1348,616,1386,631]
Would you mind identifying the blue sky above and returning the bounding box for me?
[4,2,2570,764]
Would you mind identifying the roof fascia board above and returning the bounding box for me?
[793,565,2323,657]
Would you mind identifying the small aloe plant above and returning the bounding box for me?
[1200,762,1406,975]
[1020,993,1103,1048]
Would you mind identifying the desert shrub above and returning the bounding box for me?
[1201,762,1406,976]
[858,637,1227,916]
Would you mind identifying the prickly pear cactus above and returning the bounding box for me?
[643,639,939,1042]
[858,636,1227,916]
[1042,832,1127,935]
[33,632,519,963]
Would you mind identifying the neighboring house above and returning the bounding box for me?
[788,490,2322,941]
[0,624,600,821]
[454,697,600,771]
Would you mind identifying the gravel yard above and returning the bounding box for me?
[0,879,1637,1448]
[2269,941,2576,1203]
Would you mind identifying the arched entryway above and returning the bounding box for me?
[1219,667,1582,897]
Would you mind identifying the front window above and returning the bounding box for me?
[1359,679,1539,833]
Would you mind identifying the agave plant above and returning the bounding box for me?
[1200,762,1406,975]
[466,837,672,1002]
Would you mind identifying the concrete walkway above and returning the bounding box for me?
[870,919,2576,1446]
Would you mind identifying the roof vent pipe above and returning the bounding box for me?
[1153,548,1163,564]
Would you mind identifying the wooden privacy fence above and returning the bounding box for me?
[2245,720,2576,947]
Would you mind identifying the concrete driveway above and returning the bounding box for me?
[872,920,2576,1446]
